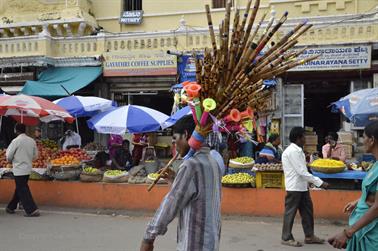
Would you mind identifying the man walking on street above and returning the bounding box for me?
[281,127,329,247]
[140,115,222,251]
[6,123,40,217]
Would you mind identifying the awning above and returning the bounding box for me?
[21,67,102,97]
[0,86,23,94]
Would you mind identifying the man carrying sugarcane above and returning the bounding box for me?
[139,115,222,251]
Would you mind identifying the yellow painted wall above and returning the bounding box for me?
[0,0,377,58]
[91,0,378,33]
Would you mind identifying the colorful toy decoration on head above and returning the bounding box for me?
[200,98,216,127]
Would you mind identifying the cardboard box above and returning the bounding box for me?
[304,135,318,145]
[304,144,317,154]
[337,131,353,144]
[341,144,353,159]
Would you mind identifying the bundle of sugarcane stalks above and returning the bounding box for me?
[197,0,319,117]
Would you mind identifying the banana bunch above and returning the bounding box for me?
[222,173,255,184]
[311,158,345,168]
[83,167,99,174]
[231,157,254,164]
[104,170,127,177]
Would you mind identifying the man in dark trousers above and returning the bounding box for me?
[6,123,40,217]
[281,127,329,247]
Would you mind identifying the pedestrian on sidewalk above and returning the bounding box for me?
[6,123,40,217]
[140,115,222,251]
[281,126,329,247]
[328,121,378,250]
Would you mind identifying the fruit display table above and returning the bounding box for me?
[0,179,361,220]
[312,170,366,180]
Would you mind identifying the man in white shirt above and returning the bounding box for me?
[281,127,329,247]
[61,129,82,150]
[6,124,40,217]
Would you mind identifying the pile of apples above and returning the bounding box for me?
[0,149,10,168]
[53,148,91,162]
[32,143,57,168]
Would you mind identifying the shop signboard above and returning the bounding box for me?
[120,11,143,24]
[290,45,371,71]
[104,50,177,77]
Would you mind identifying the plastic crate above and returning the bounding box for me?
[255,171,285,189]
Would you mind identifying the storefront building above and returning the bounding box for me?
[279,44,376,149]
[0,0,378,149]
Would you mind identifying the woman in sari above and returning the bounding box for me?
[329,121,378,250]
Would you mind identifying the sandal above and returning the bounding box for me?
[281,240,303,247]
[24,210,40,217]
[305,235,325,244]
[5,208,15,214]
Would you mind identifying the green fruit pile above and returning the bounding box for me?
[231,157,254,164]
[41,139,59,151]
[83,167,99,174]
[104,170,127,177]
[222,173,255,184]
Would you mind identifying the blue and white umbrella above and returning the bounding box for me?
[54,96,117,117]
[87,105,169,135]
[332,88,378,127]
[161,106,192,129]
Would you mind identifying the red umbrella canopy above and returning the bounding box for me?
[0,94,74,125]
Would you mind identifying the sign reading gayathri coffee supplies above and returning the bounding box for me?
[104,50,177,77]
[290,44,371,71]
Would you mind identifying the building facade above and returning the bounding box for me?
[1,0,378,148]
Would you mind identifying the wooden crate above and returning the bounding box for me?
[256,171,285,189]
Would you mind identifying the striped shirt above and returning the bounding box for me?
[144,147,222,251]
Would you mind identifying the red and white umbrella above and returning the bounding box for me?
[0,94,74,125]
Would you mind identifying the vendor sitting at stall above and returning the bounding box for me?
[140,146,162,174]
[322,132,346,162]
[111,139,133,171]
[60,129,81,150]
[34,127,42,142]
[255,133,281,164]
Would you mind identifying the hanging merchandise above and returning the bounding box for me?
[271,119,280,135]
[148,0,319,190]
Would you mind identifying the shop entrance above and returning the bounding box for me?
[304,81,350,148]
[131,92,173,115]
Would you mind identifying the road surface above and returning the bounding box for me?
[0,207,345,251]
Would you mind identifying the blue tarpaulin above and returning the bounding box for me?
[21,67,102,97]
[312,170,366,180]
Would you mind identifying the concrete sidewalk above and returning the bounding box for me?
[0,207,344,251]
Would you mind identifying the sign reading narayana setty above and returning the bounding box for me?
[120,11,143,24]
[104,50,177,77]
[291,45,371,71]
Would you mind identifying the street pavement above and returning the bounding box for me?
[0,207,345,251]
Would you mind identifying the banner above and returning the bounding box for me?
[178,54,204,82]
[104,50,177,77]
[291,44,371,71]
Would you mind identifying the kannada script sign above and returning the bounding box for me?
[291,44,371,71]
